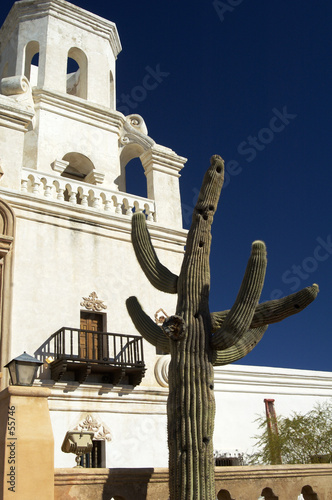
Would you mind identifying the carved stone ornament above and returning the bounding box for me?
[154,308,168,325]
[80,292,107,312]
[73,414,111,441]
[154,355,171,387]
[119,114,155,150]
[0,75,34,111]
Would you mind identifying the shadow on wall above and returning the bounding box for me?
[102,469,151,500]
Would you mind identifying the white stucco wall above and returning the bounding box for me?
[44,364,332,468]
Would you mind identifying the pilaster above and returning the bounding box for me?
[141,145,187,229]
[0,386,54,500]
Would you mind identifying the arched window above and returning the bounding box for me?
[261,487,278,500]
[301,485,319,500]
[217,489,234,500]
[119,144,146,196]
[61,153,94,182]
[125,157,147,198]
[66,47,88,99]
[24,41,39,86]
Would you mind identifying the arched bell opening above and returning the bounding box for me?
[66,47,88,99]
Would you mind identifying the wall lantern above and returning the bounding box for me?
[4,351,43,386]
[61,431,94,467]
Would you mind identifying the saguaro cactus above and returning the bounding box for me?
[126,155,318,500]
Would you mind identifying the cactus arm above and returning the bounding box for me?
[210,240,267,350]
[250,283,319,327]
[126,296,170,353]
[212,325,268,366]
[210,283,319,332]
[210,310,229,332]
[131,212,178,293]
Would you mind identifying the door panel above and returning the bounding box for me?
[79,313,104,359]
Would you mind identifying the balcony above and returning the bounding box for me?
[36,327,145,386]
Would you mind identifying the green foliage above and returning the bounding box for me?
[248,401,332,465]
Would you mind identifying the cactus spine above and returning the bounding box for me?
[126,155,318,500]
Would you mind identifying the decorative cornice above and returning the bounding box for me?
[214,364,332,396]
[141,145,187,178]
[32,88,124,133]
[0,0,122,59]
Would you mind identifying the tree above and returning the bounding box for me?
[249,401,332,465]
[126,155,318,500]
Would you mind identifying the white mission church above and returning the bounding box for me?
[0,0,331,470]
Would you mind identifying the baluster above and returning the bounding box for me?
[92,196,101,208]
[104,199,113,212]
[21,179,28,193]
[44,184,53,198]
[62,329,65,357]
[147,211,154,221]
[115,202,122,214]
[69,191,77,204]
[81,194,88,207]
[32,179,41,194]
[125,205,133,216]
[57,188,65,201]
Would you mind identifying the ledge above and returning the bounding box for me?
[0,385,51,400]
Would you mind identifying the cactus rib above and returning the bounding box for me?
[131,212,178,293]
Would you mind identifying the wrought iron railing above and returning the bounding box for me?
[39,327,144,367]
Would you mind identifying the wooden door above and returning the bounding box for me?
[79,313,103,360]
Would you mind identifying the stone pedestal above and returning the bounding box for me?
[0,386,54,500]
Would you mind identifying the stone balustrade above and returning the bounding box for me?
[21,168,156,221]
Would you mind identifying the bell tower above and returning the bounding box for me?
[0,0,121,106]
[0,0,186,227]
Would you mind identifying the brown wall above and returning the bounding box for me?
[54,464,332,500]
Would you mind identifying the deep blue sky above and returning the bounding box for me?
[1,0,331,372]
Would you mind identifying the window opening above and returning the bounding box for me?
[217,490,234,500]
[301,485,319,500]
[24,41,39,86]
[61,153,94,182]
[125,157,147,198]
[80,440,104,468]
[261,487,278,500]
[66,48,87,99]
